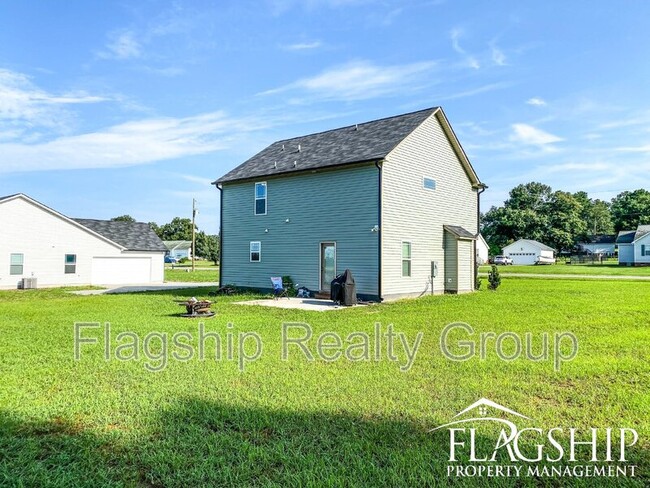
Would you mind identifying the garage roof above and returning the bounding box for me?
[73,219,166,252]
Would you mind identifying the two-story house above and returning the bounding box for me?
[213,107,485,301]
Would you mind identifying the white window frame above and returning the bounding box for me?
[254,182,267,216]
[10,253,24,275]
[250,241,261,262]
[423,177,436,190]
[65,254,77,274]
[401,241,412,277]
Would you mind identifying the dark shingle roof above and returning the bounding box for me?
[616,230,636,244]
[216,107,440,184]
[73,219,166,252]
[444,225,476,240]
[579,234,617,245]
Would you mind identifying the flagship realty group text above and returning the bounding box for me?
[74,322,578,373]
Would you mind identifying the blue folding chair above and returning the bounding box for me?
[271,277,289,300]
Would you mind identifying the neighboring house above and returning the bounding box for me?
[213,107,485,301]
[577,234,616,256]
[476,234,489,265]
[163,240,193,260]
[616,225,650,265]
[502,239,555,265]
[0,194,166,289]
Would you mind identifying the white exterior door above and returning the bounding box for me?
[91,257,152,285]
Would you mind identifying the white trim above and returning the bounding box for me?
[318,241,337,291]
[250,241,261,262]
[254,182,267,216]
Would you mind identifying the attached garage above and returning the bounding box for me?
[91,256,154,285]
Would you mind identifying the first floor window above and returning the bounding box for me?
[10,253,23,275]
[402,242,412,277]
[643,244,650,256]
[250,241,261,262]
[65,254,77,274]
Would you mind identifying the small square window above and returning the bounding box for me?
[423,177,436,190]
[10,253,23,275]
[250,241,261,262]
[65,254,77,274]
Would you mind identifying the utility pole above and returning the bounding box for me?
[192,198,197,272]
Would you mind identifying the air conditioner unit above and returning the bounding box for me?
[22,277,37,289]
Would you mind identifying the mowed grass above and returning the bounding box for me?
[480,263,650,276]
[164,267,219,282]
[0,280,648,486]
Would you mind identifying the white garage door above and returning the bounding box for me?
[91,257,152,285]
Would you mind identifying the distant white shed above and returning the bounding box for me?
[502,239,555,265]
[476,234,489,265]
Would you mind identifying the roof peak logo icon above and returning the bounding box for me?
[451,397,531,421]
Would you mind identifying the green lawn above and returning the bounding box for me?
[0,280,648,486]
[164,267,219,282]
[480,263,650,276]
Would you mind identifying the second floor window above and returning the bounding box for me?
[255,182,267,215]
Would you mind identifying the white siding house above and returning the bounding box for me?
[476,234,489,265]
[617,225,650,265]
[0,194,166,289]
[577,235,616,256]
[502,239,555,265]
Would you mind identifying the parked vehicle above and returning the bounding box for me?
[164,255,178,264]
[493,255,513,265]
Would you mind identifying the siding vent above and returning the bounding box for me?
[423,177,436,190]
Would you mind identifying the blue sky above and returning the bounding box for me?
[1,1,649,232]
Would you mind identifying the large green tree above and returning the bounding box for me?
[611,189,650,231]
[111,215,136,222]
[156,217,195,241]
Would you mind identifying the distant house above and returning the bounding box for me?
[213,107,486,300]
[577,234,616,256]
[502,239,555,265]
[0,194,166,289]
[616,225,650,265]
[476,234,489,265]
[163,240,192,260]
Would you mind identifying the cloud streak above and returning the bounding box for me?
[259,60,437,102]
[0,112,244,173]
[510,123,563,146]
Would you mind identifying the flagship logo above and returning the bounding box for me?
[431,398,639,479]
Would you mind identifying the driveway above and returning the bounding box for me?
[70,282,219,295]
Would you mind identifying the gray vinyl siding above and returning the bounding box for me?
[381,112,478,298]
[221,164,379,297]
[444,232,458,292]
[457,239,473,292]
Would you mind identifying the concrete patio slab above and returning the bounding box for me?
[234,297,365,312]
[69,282,219,295]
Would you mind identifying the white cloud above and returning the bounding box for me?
[510,123,563,146]
[491,46,506,66]
[259,60,436,102]
[98,30,142,60]
[0,112,245,173]
[450,28,480,69]
[616,144,650,153]
[282,41,322,51]
[0,69,111,136]
[526,97,546,106]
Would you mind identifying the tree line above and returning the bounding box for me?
[481,183,650,255]
[111,215,219,264]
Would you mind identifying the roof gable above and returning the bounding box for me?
[73,219,166,252]
[578,234,617,245]
[633,224,650,242]
[504,239,555,252]
[616,230,636,244]
[215,107,482,187]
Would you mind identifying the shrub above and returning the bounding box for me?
[488,265,501,291]
[179,257,190,264]
[282,275,296,296]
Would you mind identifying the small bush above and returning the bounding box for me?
[488,265,501,291]
[282,275,296,296]
[179,257,190,264]
[475,263,482,290]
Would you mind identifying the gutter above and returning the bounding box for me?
[375,160,383,301]
[215,183,223,287]
[475,184,488,289]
